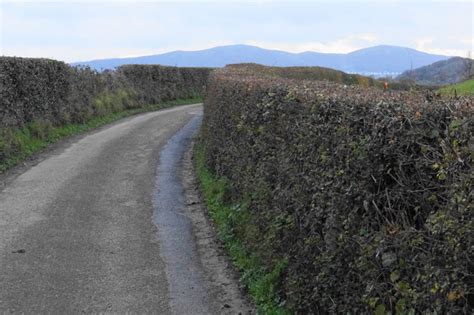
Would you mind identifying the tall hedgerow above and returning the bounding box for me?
[201,66,473,313]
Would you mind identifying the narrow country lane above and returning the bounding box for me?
[0,104,251,314]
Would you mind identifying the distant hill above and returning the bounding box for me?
[397,57,474,86]
[72,44,449,75]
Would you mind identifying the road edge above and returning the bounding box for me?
[181,140,255,314]
[0,103,202,192]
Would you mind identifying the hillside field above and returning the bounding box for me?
[439,79,474,96]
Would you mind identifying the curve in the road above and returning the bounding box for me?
[0,104,251,314]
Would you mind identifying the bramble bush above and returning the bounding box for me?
[201,65,473,314]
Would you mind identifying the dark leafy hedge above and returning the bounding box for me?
[117,64,210,106]
[0,57,72,127]
[202,66,473,313]
[0,57,211,128]
[0,56,210,169]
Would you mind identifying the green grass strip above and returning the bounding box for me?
[194,141,289,315]
[0,97,202,173]
[438,78,474,96]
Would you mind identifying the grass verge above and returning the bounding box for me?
[438,78,474,96]
[0,97,202,173]
[194,141,289,315]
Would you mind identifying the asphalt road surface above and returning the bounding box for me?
[0,104,251,314]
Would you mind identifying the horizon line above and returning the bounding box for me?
[2,43,468,64]
[72,43,452,63]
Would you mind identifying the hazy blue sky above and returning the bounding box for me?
[0,0,472,62]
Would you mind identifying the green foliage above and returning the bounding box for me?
[27,120,54,140]
[93,89,130,116]
[195,143,289,314]
[201,67,473,313]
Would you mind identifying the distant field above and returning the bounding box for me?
[439,78,474,96]
[225,63,414,90]
[225,63,378,87]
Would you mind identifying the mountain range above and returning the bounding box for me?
[72,44,449,76]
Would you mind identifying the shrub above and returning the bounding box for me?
[0,130,15,161]
[0,56,212,168]
[28,119,53,140]
[202,66,473,313]
[0,57,211,129]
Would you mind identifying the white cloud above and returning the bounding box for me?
[415,37,471,57]
[1,40,239,62]
[1,45,160,62]
[2,1,471,61]
[246,33,379,53]
[1,0,440,3]
[460,38,474,54]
